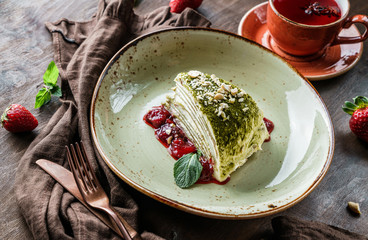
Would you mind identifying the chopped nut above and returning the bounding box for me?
[230,88,238,96]
[237,91,244,98]
[212,77,221,87]
[202,81,211,87]
[229,98,235,103]
[199,76,206,82]
[238,98,244,102]
[165,129,172,135]
[348,202,361,215]
[219,103,229,110]
[217,88,226,94]
[220,111,226,119]
[242,107,249,112]
[221,83,231,92]
[205,92,214,97]
[214,93,224,100]
[167,136,173,145]
[188,70,201,78]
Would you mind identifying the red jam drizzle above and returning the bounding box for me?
[144,105,274,185]
[144,105,218,184]
[263,117,274,142]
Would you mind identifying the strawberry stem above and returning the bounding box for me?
[343,96,368,115]
[1,105,11,127]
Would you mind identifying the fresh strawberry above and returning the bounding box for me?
[342,96,368,142]
[169,0,203,13]
[1,104,38,133]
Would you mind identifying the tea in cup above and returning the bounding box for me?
[267,0,368,56]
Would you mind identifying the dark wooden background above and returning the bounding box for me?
[1,0,367,239]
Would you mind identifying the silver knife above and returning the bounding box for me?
[36,159,140,240]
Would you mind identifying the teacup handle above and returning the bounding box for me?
[332,15,368,45]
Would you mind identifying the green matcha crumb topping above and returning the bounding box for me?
[174,71,264,153]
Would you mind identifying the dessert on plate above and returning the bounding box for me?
[144,70,271,186]
[166,71,269,182]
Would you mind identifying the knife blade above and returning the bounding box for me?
[36,159,140,240]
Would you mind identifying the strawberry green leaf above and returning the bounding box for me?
[344,101,357,110]
[173,151,202,189]
[342,106,355,115]
[1,106,11,127]
[43,61,59,86]
[361,97,368,104]
[343,100,359,115]
[353,96,368,108]
[35,88,51,109]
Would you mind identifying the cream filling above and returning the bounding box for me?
[166,82,219,163]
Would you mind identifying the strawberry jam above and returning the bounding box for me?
[168,138,196,160]
[144,105,220,184]
[144,106,171,128]
[198,156,213,182]
[144,105,274,184]
[263,117,274,142]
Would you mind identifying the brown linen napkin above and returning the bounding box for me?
[14,0,210,239]
[272,216,368,240]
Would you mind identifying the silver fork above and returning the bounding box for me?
[66,142,133,240]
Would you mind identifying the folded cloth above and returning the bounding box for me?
[14,1,210,239]
[272,216,368,240]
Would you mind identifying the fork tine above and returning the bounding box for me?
[66,142,135,240]
[75,142,95,190]
[66,144,88,192]
[79,142,99,188]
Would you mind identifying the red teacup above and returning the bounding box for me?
[267,0,368,56]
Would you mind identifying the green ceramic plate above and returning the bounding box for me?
[90,28,334,219]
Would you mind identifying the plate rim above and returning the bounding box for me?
[90,27,335,219]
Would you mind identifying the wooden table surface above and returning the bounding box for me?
[1,0,367,239]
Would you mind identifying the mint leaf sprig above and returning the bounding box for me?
[173,151,203,189]
[35,61,62,108]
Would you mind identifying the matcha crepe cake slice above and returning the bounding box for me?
[165,71,269,182]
